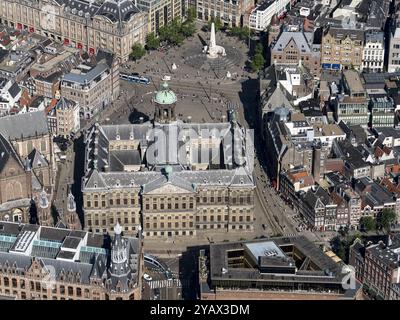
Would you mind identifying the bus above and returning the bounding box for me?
[119,73,150,85]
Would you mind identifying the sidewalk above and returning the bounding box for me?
[143,231,259,255]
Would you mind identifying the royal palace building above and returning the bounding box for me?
[0,221,143,300]
[82,81,256,239]
[0,0,148,61]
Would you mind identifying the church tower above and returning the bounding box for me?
[110,222,130,277]
[37,188,52,226]
[153,80,177,124]
[65,187,82,230]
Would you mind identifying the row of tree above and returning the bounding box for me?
[251,43,265,72]
[131,12,265,71]
[360,208,397,232]
[130,8,197,60]
[205,17,254,41]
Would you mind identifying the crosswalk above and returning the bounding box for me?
[148,278,191,289]
[283,233,297,238]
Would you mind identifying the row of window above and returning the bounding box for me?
[0,277,90,298]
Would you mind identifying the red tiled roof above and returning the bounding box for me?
[18,89,32,107]
[45,98,58,114]
[380,177,400,195]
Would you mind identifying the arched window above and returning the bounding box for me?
[84,288,90,298]
[4,277,9,287]
[76,287,81,297]
[68,286,74,295]
[11,278,17,288]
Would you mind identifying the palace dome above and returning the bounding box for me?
[154,81,177,105]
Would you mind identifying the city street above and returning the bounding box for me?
[53,144,75,221]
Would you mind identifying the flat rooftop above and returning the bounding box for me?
[343,70,365,94]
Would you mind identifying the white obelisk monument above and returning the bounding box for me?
[205,22,226,58]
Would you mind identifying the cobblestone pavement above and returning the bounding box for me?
[53,145,75,219]
[121,26,250,83]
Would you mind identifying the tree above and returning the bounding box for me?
[170,32,185,46]
[186,6,197,23]
[180,22,196,38]
[130,43,146,61]
[228,26,253,42]
[251,52,265,71]
[240,26,252,41]
[255,42,264,55]
[360,216,376,232]
[146,32,160,50]
[380,208,397,231]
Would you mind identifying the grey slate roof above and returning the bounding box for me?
[62,63,109,85]
[97,0,139,23]
[27,149,49,169]
[0,133,22,173]
[7,82,20,99]
[84,120,253,187]
[85,167,254,190]
[0,111,49,140]
[53,0,140,22]
[272,32,313,54]
[56,97,76,110]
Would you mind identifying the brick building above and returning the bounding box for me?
[0,0,147,61]
[0,221,143,300]
[321,27,364,71]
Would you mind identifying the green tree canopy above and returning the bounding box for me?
[146,32,160,50]
[130,43,146,61]
[251,53,265,71]
[360,216,376,232]
[255,42,264,54]
[180,21,196,38]
[380,208,397,231]
[158,18,194,46]
[228,26,253,41]
[186,6,197,23]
